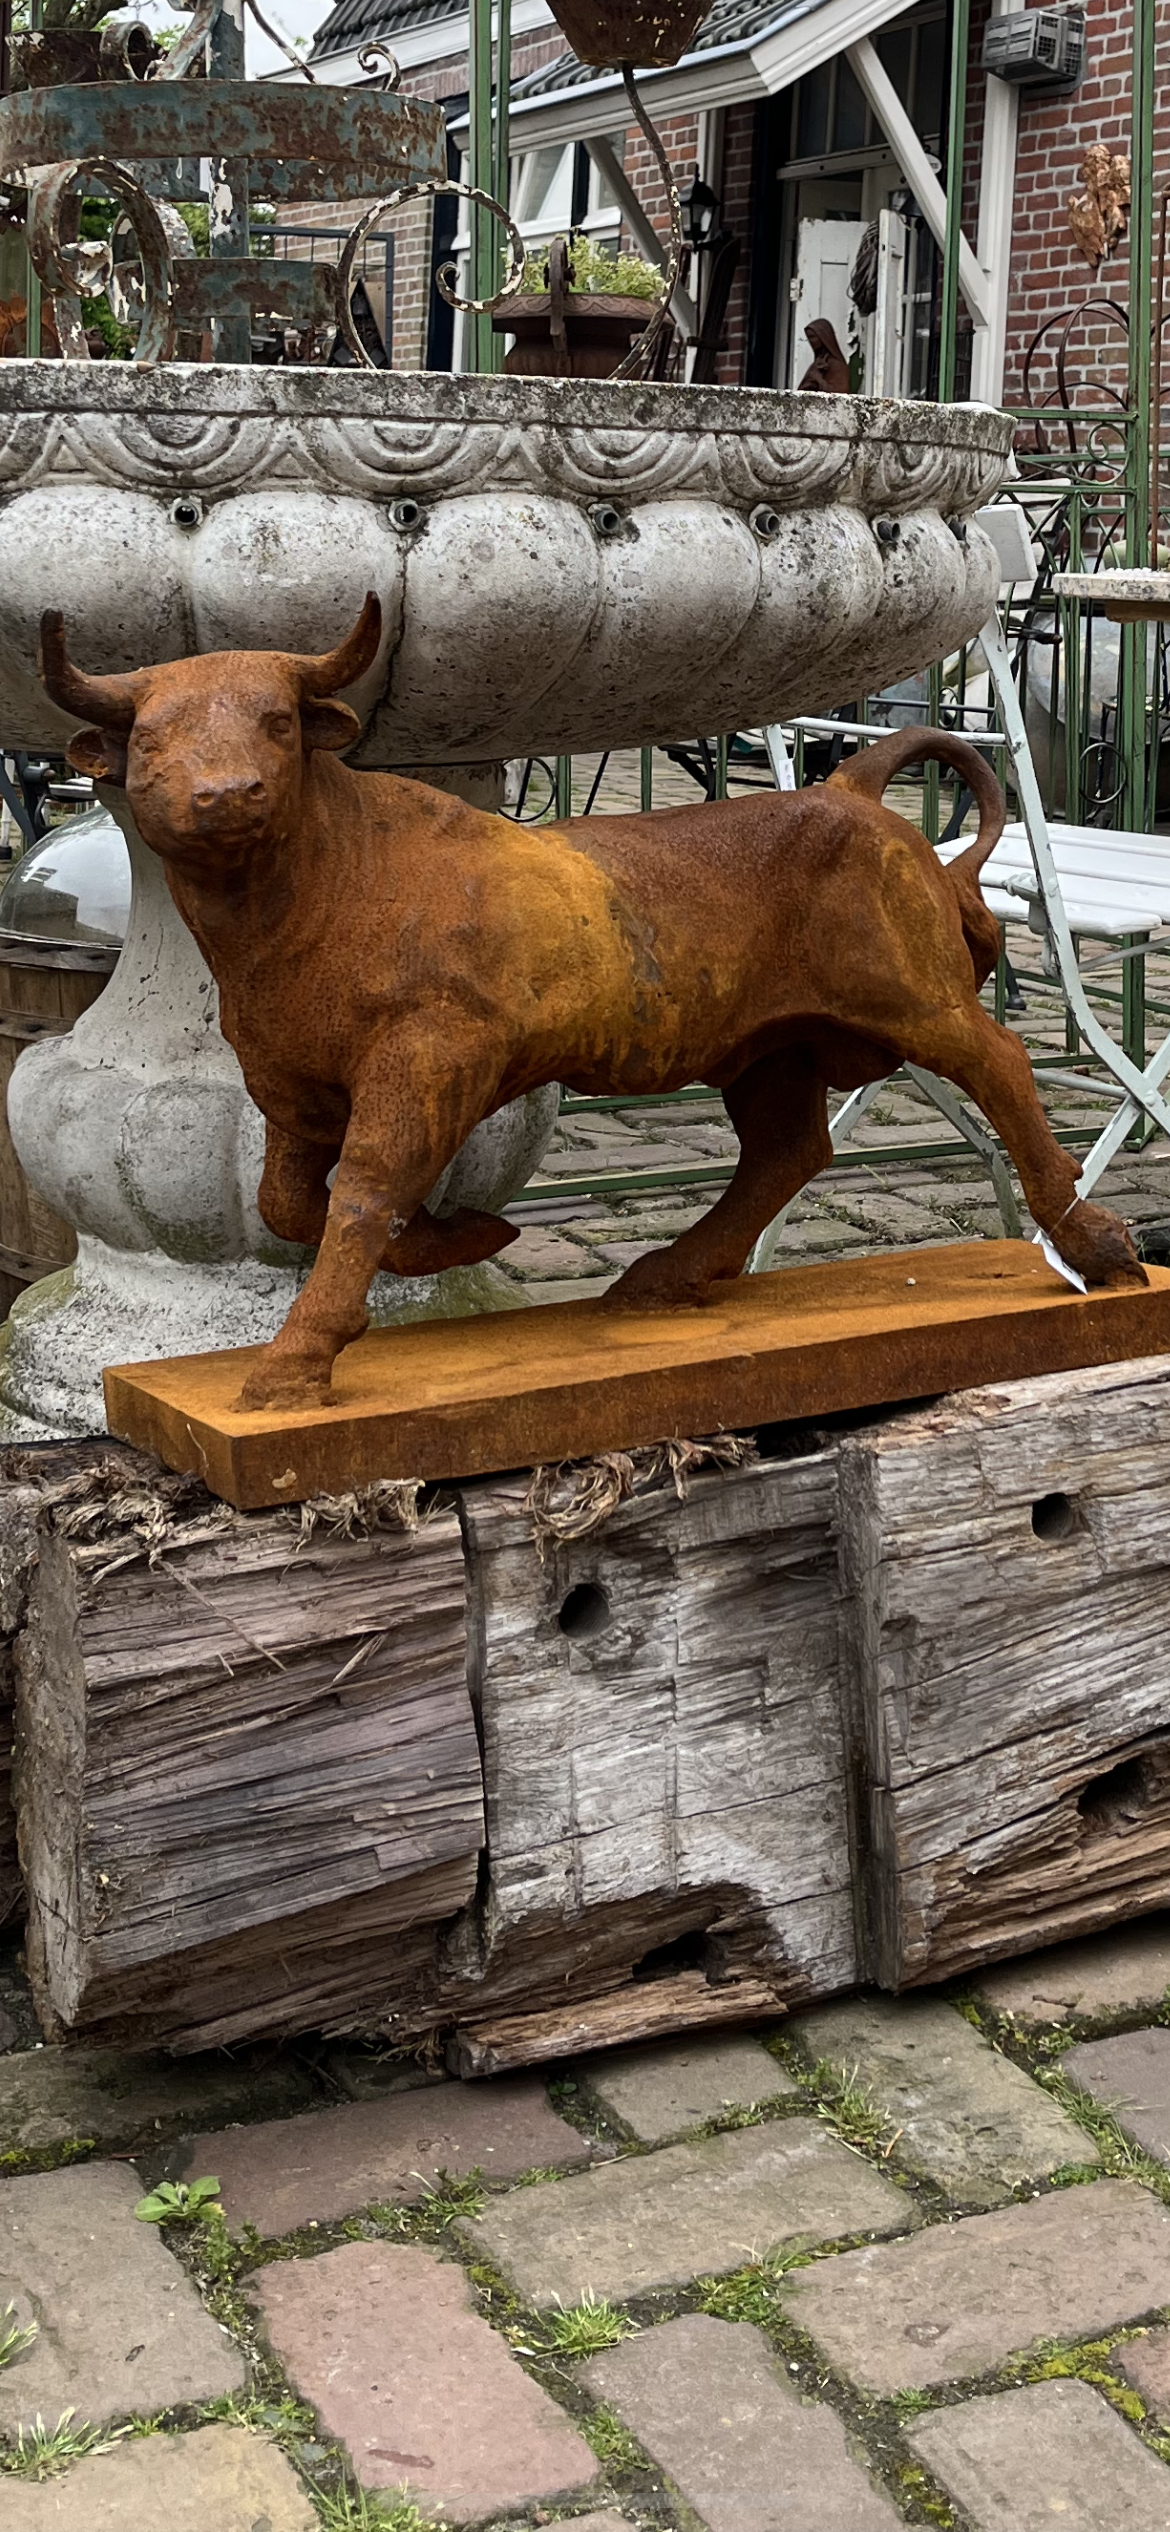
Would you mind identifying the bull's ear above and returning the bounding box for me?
[67,727,128,785]
[301,699,361,754]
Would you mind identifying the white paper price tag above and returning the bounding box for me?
[1032,1226,1087,1293]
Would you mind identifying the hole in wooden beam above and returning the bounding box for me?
[632,1927,712,1982]
[1077,1754,1151,1831]
[557,1580,612,1640]
[1031,1491,1079,1543]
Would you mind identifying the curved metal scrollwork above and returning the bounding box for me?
[356,40,402,90]
[334,179,527,366]
[26,159,177,364]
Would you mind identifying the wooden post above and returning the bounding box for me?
[11,1464,481,2050]
[839,1356,1170,1989]
[449,1448,858,2065]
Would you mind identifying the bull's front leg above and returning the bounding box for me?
[235,1042,502,1411]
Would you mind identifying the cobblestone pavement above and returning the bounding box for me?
[494,753,1170,1307]
[8,1919,1170,2525]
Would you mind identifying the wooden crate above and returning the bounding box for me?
[840,1357,1170,1989]
[0,932,116,1319]
[12,1485,483,2051]
[447,1447,858,2063]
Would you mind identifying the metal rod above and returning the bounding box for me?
[209,0,251,363]
[493,0,511,226]
[1153,189,1169,567]
[1120,0,1156,824]
[937,0,970,401]
[25,0,41,355]
[467,0,496,372]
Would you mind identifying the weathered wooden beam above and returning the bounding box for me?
[11,1467,482,2050]
[839,1354,1170,1989]
[449,1970,784,2078]
[450,1451,858,2027]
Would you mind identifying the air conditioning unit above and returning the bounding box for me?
[982,6,1085,88]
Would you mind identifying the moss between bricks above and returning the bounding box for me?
[8,2006,1170,2527]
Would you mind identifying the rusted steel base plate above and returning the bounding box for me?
[103,1242,1170,1510]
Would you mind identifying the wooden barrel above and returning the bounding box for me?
[0,932,118,1322]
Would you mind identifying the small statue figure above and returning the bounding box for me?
[40,599,1145,1411]
[1068,144,1131,272]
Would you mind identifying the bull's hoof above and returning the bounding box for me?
[602,1252,716,1311]
[1051,1199,1149,1291]
[234,1353,337,1412]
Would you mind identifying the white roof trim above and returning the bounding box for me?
[267,0,553,84]
[449,0,921,142]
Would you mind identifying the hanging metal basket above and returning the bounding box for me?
[546,0,709,69]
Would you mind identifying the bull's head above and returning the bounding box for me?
[38,594,383,870]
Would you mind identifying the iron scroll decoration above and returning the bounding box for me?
[26,156,179,363]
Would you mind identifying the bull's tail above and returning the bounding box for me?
[825,725,1006,880]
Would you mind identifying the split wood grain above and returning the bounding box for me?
[452,1451,858,2028]
[839,1353,1170,1987]
[13,1501,483,2050]
[449,1968,782,2077]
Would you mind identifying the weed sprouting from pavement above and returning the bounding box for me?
[0,2305,37,2371]
[311,2481,441,2530]
[0,2410,115,2479]
[203,2390,318,2440]
[414,2168,486,2229]
[581,2401,644,2468]
[542,2292,636,2356]
[803,2061,897,2158]
[134,2175,223,2225]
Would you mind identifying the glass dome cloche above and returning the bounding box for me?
[0,810,130,946]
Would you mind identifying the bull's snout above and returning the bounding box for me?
[192,774,267,816]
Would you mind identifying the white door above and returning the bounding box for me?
[868,208,910,397]
[789,217,869,386]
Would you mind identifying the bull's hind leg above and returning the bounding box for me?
[910,1002,1145,1287]
[603,1049,831,1310]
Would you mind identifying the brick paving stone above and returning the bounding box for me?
[1064,2027,1170,2160]
[781,2178,1170,2395]
[0,2162,243,2433]
[975,1919,1170,2024]
[579,2033,796,2143]
[908,2379,1170,2531]
[790,1993,1094,2207]
[0,2043,312,2156]
[1116,2323,1170,2421]
[460,2117,915,2306]
[2,2425,317,2531]
[502,1227,607,1279]
[585,2312,902,2530]
[183,2071,591,2233]
[255,2239,595,2522]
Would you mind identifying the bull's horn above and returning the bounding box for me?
[297,592,383,696]
[38,611,145,732]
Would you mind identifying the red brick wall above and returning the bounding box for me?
[716,102,757,385]
[969,0,1148,411]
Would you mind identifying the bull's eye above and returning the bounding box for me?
[266,713,294,739]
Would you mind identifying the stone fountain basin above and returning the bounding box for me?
[0,367,1013,762]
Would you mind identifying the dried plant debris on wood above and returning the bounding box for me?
[525,1430,759,1555]
[292,1478,427,1544]
[6,1452,234,1582]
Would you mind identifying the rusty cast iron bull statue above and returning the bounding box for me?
[40,594,1145,1411]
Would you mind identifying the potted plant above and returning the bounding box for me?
[494,231,663,378]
